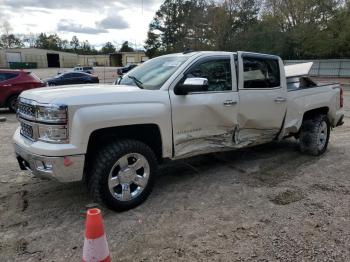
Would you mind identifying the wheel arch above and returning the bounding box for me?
[302,107,329,122]
[84,124,163,180]
[6,93,19,106]
[6,94,20,111]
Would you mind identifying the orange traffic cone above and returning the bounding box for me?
[82,208,111,262]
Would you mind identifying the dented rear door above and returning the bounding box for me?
[236,52,287,145]
[170,54,240,158]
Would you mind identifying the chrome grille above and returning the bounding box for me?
[20,121,34,140]
[18,102,36,119]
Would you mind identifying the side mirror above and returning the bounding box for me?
[174,77,208,95]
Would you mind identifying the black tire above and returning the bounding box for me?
[299,115,330,156]
[7,95,18,113]
[49,83,56,86]
[88,139,157,211]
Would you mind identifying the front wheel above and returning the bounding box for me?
[299,115,330,156]
[7,95,18,113]
[88,140,157,211]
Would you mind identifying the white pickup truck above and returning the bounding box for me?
[13,51,344,211]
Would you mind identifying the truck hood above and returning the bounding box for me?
[20,84,149,105]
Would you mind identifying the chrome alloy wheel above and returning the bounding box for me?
[108,153,150,201]
[317,120,328,151]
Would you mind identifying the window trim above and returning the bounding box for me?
[177,56,235,95]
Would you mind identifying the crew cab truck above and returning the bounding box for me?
[13,51,344,211]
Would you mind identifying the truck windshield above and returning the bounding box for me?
[117,55,190,90]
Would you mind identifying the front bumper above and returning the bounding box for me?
[14,144,85,182]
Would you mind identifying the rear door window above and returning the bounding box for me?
[72,73,84,78]
[243,56,280,89]
[63,73,75,78]
[0,72,19,82]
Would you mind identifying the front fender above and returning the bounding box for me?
[69,102,173,158]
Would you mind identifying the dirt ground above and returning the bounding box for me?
[0,87,349,262]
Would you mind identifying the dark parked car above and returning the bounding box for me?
[117,64,138,75]
[0,69,45,112]
[45,72,99,86]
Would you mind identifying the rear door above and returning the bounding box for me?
[71,73,84,84]
[62,73,79,85]
[0,72,20,104]
[236,52,287,145]
[170,54,240,158]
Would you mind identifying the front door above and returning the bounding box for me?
[236,52,288,145]
[169,54,240,158]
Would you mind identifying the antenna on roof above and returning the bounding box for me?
[183,48,195,54]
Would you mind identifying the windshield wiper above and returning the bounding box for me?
[128,75,144,89]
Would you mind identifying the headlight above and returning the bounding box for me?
[18,98,68,124]
[38,125,68,143]
[18,99,70,144]
[36,105,68,124]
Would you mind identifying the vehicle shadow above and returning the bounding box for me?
[18,139,319,214]
[155,139,318,191]
[0,108,12,115]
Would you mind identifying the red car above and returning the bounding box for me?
[0,69,45,112]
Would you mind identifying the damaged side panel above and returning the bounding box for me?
[173,125,278,159]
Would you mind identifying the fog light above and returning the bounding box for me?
[38,125,68,143]
[35,160,53,171]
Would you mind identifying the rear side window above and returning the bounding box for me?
[83,67,92,70]
[63,73,74,78]
[28,72,41,81]
[74,73,85,77]
[0,72,19,82]
[64,73,82,78]
[243,57,280,88]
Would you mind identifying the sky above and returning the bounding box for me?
[0,0,164,49]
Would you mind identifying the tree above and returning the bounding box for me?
[35,33,49,49]
[119,41,134,52]
[0,34,23,48]
[101,42,116,54]
[145,0,350,59]
[145,0,206,53]
[0,21,23,48]
[144,31,163,58]
[22,33,38,48]
[34,33,61,50]
[70,35,80,51]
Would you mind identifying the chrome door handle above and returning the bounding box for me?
[223,100,238,106]
[3,84,12,87]
[274,97,287,103]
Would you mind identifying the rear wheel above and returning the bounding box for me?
[299,115,330,156]
[88,139,157,211]
[7,95,18,113]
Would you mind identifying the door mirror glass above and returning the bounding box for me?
[174,77,208,95]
